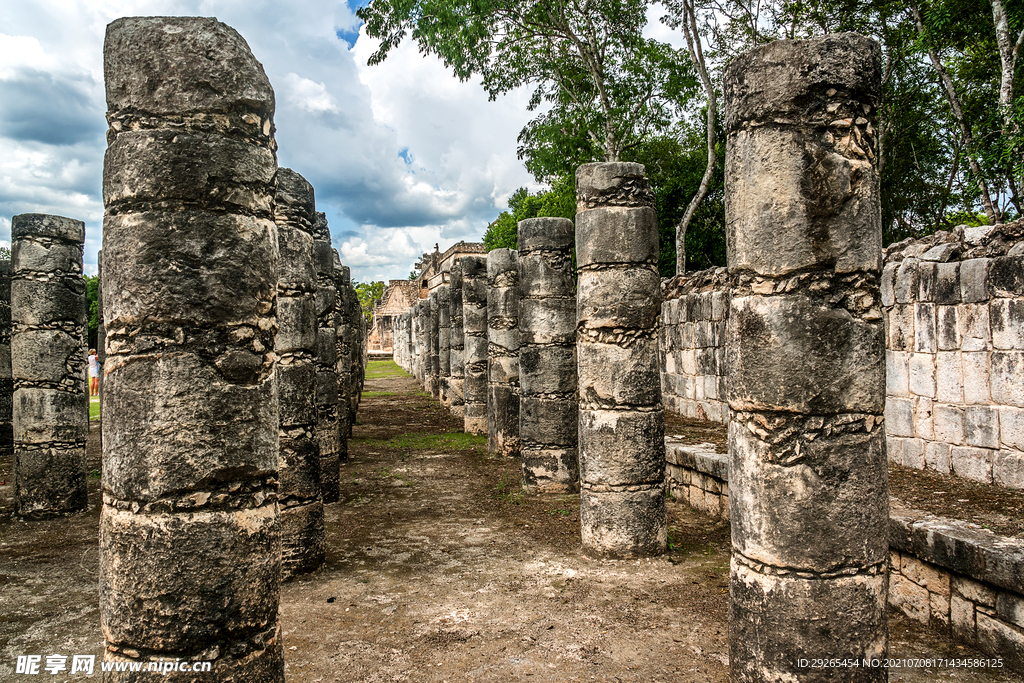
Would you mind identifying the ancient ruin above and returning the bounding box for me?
[99,16,283,679]
[517,218,578,491]
[461,254,489,436]
[575,162,667,558]
[437,284,452,406]
[724,34,888,681]
[11,213,89,518]
[448,260,466,418]
[487,248,521,458]
[0,259,12,459]
[334,255,353,457]
[274,168,325,578]
[314,212,340,503]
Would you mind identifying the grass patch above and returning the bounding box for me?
[362,391,397,398]
[365,360,407,379]
[89,398,100,421]
[359,432,487,453]
[494,473,525,505]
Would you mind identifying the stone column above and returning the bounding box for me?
[487,248,520,458]
[11,214,88,517]
[0,259,12,459]
[518,218,578,492]
[100,16,283,680]
[575,162,665,558]
[438,284,451,406]
[97,250,105,450]
[427,290,440,399]
[348,280,364,430]
[411,301,422,382]
[312,213,339,503]
[724,34,887,682]
[274,168,325,579]
[461,255,488,435]
[333,254,351,459]
[448,260,465,418]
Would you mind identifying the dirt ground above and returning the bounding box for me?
[0,363,1020,682]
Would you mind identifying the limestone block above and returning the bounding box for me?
[991,299,1024,350]
[886,397,914,437]
[520,397,576,446]
[988,255,1024,297]
[914,397,934,439]
[887,436,904,465]
[903,437,925,469]
[917,262,937,302]
[711,290,728,320]
[935,262,961,305]
[579,486,666,558]
[977,614,1024,671]
[887,303,915,352]
[908,353,936,398]
[575,207,658,268]
[1000,407,1024,451]
[890,573,930,623]
[959,303,991,352]
[951,593,977,643]
[935,351,964,404]
[951,445,994,484]
[881,262,898,307]
[994,450,1024,489]
[931,591,951,629]
[578,409,664,485]
[965,405,1000,450]
[886,350,909,397]
[991,351,1024,408]
[997,591,1024,629]
[578,338,661,407]
[914,303,936,353]
[518,297,575,346]
[937,305,960,350]
[901,555,950,595]
[895,259,920,304]
[728,294,884,414]
[962,352,992,405]
[960,258,991,303]
[933,403,965,446]
[955,575,998,607]
[518,345,577,395]
[925,441,952,474]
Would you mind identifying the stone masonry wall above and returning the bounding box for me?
[882,221,1024,488]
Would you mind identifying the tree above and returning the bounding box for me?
[483,179,576,251]
[358,0,696,162]
[355,281,386,323]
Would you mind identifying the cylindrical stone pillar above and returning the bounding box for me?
[0,259,12,459]
[724,34,888,682]
[487,248,520,458]
[100,16,283,680]
[97,250,105,451]
[461,255,488,435]
[438,284,451,406]
[313,212,339,503]
[518,218,578,492]
[427,290,440,399]
[11,214,88,517]
[576,162,666,558]
[411,301,422,382]
[448,260,465,418]
[348,279,364,429]
[274,167,324,580]
[333,254,352,458]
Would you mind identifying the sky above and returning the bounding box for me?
[0,1,686,282]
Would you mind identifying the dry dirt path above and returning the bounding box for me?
[0,361,1019,682]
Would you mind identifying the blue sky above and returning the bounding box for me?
[0,1,686,283]
[0,0,543,283]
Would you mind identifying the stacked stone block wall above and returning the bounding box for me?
[659,268,729,423]
[882,222,1024,489]
[448,261,465,418]
[0,260,12,458]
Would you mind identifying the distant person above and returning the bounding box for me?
[89,349,99,396]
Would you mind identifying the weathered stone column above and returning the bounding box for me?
[0,259,12,459]
[274,168,325,579]
[97,250,105,450]
[427,290,440,398]
[100,16,283,679]
[575,162,665,558]
[312,213,339,503]
[349,281,365,427]
[487,248,520,458]
[333,254,352,458]
[462,255,488,435]
[724,34,887,682]
[11,214,88,517]
[438,284,451,406]
[448,260,466,418]
[411,300,423,383]
[518,218,578,491]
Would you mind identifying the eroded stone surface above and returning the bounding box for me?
[487,249,520,459]
[99,17,283,680]
[462,255,489,435]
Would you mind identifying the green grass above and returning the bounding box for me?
[494,473,525,505]
[89,397,100,421]
[365,360,408,379]
[362,391,398,398]
[358,431,486,453]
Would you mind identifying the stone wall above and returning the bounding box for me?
[882,221,1024,488]
[659,268,729,423]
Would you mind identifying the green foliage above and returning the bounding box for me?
[85,275,100,350]
[0,246,10,261]
[365,359,407,379]
[483,178,576,251]
[355,281,386,323]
